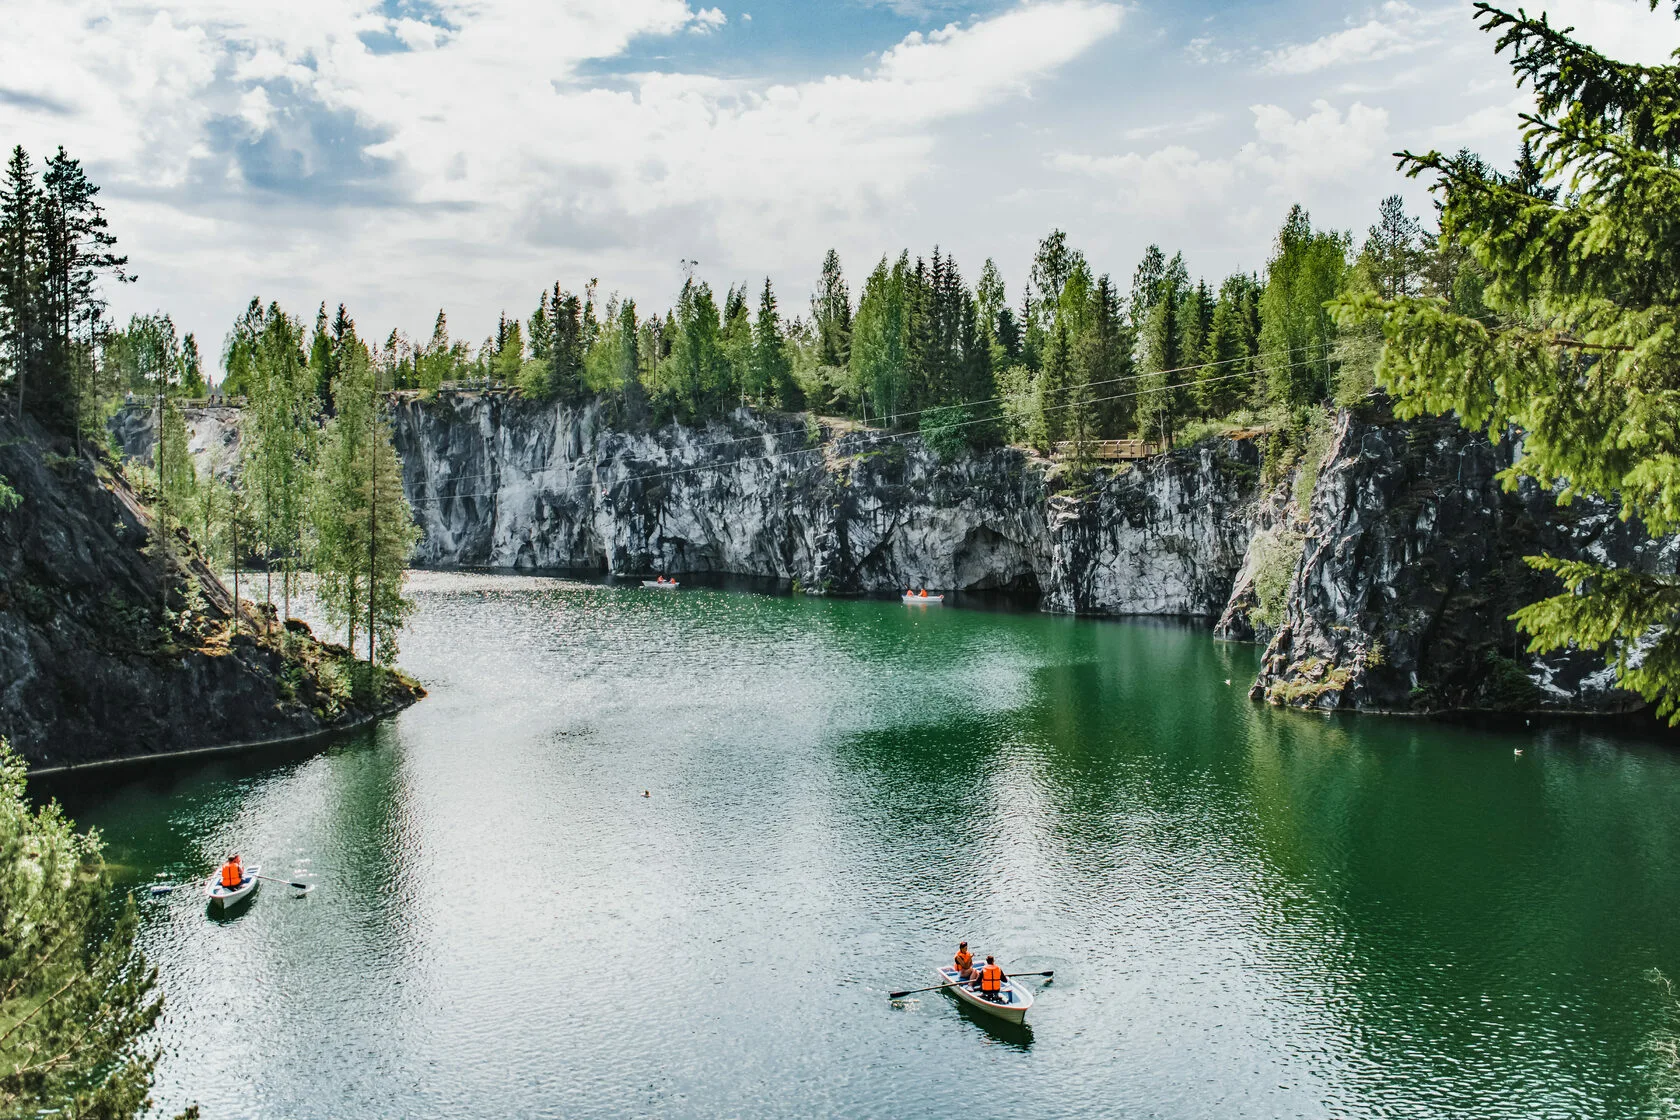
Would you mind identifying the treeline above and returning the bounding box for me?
[332,182,1518,463]
[0,143,415,669]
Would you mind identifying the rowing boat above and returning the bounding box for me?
[935,965,1033,1025]
[642,580,680,589]
[902,594,944,605]
[205,864,260,910]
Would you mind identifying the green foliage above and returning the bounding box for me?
[1339,3,1680,720]
[309,338,418,664]
[850,254,909,423]
[0,472,18,512]
[1290,409,1337,513]
[0,145,131,432]
[812,249,852,370]
[0,742,166,1118]
[1260,204,1349,413]
[1249,526,1306,631]
[920,404,975,461]
[239,302,317,616]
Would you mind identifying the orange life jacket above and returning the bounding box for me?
[980,963,1003,993]
[220,861,242,889]
[954,949,973,972]
[919,590,928,598]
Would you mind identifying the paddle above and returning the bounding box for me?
[254,874,315,892]
[888,970,1052,999]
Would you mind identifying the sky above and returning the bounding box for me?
[2,0,1677,365]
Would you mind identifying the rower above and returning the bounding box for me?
[954,941,975,980]
[919,589,928,598]
[219,854,243,889]
[978,955,1006,1002]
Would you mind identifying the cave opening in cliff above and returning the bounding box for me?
[953,527,1042,609]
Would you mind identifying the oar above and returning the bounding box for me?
[254,874,315,892]
[888,970,1052,999]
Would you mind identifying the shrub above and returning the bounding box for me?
[1249,526,1305,631]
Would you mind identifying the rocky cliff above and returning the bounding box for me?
[117,395,1674,719]
[0,415,420,770]
[389,394,1261,616]
[1237,409,1677,715]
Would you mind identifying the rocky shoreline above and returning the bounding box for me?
[113,394,1677,720]
[1,414,423,771]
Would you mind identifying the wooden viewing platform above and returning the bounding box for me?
[1052,439,1162,461]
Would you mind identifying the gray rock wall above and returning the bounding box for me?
[113,396,1674,717]
[1245,410,1678,714]
[389,394,1261,616]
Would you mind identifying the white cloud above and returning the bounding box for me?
[690,7,728,33]
[1263,2,1453,75]
[1053,99,1390,217]
[1184,36,1236,65]
[1122,111,1223,143]
[1533,0,1680,65]
[0,0,1125,342]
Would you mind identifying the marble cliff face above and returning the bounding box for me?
[121,395,1674,717]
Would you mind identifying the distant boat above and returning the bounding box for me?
[935,965,1033,1024]
[643,579,680,589]
[903,593,944,604]
[206,864,260,910]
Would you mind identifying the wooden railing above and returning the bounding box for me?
[1051,439,1161,461]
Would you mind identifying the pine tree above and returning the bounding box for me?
[307,303,334,402]
[240,303,317,622]
[310,338,417,673]
[1129,244,1167,332]
[180,332,206,397]
[0,147,43,420]
[849,255,908,425]
[1362,194,1427,300]
[38,147,129,434]
[1260,205,1348,412]
[1202,273,1261,415]
[1075,274,1131,436]
[1137,280,1184,447]
[751,278,796,409]
[812,249,852,369]
[1339,1,1680,720]
[976,258,1006,345]
[1036,318,1072,451]
[0,744,165,1118]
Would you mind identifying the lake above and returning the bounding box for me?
[49,571,1680,1118]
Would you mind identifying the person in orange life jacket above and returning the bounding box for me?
[219,854,243,889]
[954,942,975,980]
[919,589,928,598]
[977,956,1006,1000]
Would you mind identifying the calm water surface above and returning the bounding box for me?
[52,572,1680,1119]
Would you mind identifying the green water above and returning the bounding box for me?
[50,572,1680,1118]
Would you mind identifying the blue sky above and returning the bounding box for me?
[2,0,1676,363]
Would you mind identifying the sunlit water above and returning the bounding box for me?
[46,571,1680,1119]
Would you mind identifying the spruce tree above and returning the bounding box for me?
[752,278,795,409]
[812,249,852,369]
[1340,0,1680,720]
[849,255,907,425]
[240,304,316,622]
[38,147,129,434]
[0,147,42,420]
[310,337,416,672]
[0,744,165,1118]
[1260,205,1348,412]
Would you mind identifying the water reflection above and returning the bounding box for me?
[48,572,1680,1119]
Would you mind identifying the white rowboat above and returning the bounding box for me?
[642,580,681,589]
[902,594,945,605]
[206,864,260,909]
[936,965,1033,1025]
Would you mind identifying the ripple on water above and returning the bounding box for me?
[51,572,1680,1120]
